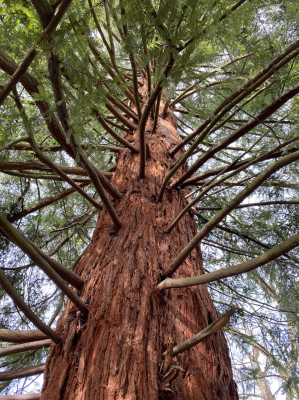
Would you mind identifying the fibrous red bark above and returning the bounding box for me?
[41,87,239,399]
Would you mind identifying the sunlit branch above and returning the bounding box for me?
[0,339,51,358]
[158,231,299,291]
[0,212,88,315]
[0,364,45,382]
[0,394,41,399]
[162,149,299,277]
[0,329,48,344]
[196,201,299,210]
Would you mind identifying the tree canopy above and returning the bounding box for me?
[0,0,299,398]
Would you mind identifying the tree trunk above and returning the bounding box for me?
[41,87,239,399]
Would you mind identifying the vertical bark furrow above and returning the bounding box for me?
[41,88,238,399]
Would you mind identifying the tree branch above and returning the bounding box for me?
[0,212,88,315]
[0,339,51,358]
[0,394,40,399]
[162,308,235,356]
[0,329,48,344]
[162,148,299,277]
[0,267,61,343]
[157,231,299,290]
[0,0,73,105]
[7,184,89,223]
[172,83,299,188]
[0,364,45,382]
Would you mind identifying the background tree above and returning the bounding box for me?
[0,0,299,399]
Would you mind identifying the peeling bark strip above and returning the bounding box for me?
[0,395,40,400]
[41,94,238,400]
[0,364,45,381]
[0,339,51,357]
[0,329,48,343]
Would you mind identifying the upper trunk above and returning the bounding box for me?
[41,82,239,400]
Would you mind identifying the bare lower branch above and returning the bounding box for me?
[0,364,45,382]
[0,161,89,176]
[0,329,48,343]
[0,394,41,400]
[0,267,61,343]
[0,339,51,358]
[157,232,299,291]
[1,170,90,182]
[195,201,299,210]
[162,309,235,356]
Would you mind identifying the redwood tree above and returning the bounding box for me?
[0,0,299,399]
